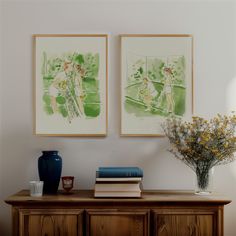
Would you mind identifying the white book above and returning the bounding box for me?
[95,183,141,192]
[96,177,142,182]
[94,191,141,198]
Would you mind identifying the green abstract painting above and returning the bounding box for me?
[41,52,101,123]
[125,54,186,118]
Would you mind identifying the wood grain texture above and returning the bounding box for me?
[12,207,20,236]
[5,190,231,205]
[19,209,83,236]
[153,209,215,236]
[5,190,230,236]
[86,209,149,236]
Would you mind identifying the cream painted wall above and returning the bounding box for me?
[1,1,236,235]
[0,2,3,234]
[0,1,4,233]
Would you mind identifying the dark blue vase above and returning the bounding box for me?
[38,151,62,194]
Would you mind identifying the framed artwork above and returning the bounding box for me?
[33,34,108,136]
[121,34,193,136]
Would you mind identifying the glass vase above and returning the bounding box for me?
[195,167,214,195]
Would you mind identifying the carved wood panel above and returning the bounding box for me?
[153,209,216,236]
[6,190,229,236]
[86,209,149,236]
[19,209,83,236]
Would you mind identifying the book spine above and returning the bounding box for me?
[97,169,143,178]
[99,167,141,171]
[95,177,142,182]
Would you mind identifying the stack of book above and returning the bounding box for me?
[94,167,143,198]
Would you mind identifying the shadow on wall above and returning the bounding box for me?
[227,77,236,113]
[227,75,236,180]
[226,5,236,185]
[223,13,236,234]
[0,203,11,236]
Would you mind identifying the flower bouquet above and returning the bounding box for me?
[162,114,236,194]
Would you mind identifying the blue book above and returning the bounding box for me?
[97,167,143,178]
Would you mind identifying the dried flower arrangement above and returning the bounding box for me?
[162,114,236,193]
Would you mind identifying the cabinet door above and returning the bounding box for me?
[19,209,83,236]
[86,209,149,236]
[152,209,216,236]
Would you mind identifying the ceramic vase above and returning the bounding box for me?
[38,151,62,194]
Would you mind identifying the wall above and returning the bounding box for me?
[0,0,4,233]
[1,1,236,235]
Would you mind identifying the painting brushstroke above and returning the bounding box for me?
[125,54,186,117]
[42,52,100,123]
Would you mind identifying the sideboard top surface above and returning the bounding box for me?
[5,190,231,206]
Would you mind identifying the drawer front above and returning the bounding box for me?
[86,209,149,236]
[152,209,217,236]
[19,209,83,236]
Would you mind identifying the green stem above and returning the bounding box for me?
[196,165,211,190]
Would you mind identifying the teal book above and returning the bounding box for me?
[97,167,143,178]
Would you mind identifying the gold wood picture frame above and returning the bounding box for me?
[33,34,108,136]
[120,34,194,136]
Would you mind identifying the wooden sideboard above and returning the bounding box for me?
[5,190,231,236]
